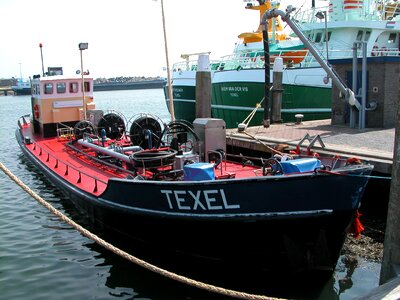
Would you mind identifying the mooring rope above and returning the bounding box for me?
[241,98,264,128]
[0,162,284,300]
[241,131,286,157]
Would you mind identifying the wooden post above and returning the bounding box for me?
[271,57,283,123]
[380,79,400,284]
[160,0,175,122]
[195,54,211,118]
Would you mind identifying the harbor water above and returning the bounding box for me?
[0,90,382,299]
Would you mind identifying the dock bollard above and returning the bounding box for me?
[237,123,247,132]
[295,114,304,124]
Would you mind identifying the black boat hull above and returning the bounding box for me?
[16,129,372,285]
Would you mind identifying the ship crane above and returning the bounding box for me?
[262,7,359,109]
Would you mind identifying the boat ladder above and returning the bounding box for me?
[295,133,325,155]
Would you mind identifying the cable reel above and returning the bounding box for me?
[97,112,126,140]
[74,120,95,140]
[129,113,163,149]
[159,119,200,153]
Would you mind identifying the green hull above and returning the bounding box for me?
[164,82,331,128]
[164,85,196,123]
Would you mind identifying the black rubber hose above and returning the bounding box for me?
[130,149,177,168]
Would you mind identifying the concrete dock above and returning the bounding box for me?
[0,87,13,96]
[226,119,394,175]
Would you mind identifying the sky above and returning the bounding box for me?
[0,0,316,79]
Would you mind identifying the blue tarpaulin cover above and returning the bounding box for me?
[280,158,321,174]
[184,162,215,181]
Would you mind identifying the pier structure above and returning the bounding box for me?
[225,119,398,299]
[93,79,166,91]
[0,78,17,96]
[206,6,400,296]
[226,119,393,174]
[331,56,400,129]
[0,87,13,96]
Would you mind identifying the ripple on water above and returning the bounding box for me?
[0,191,121,300]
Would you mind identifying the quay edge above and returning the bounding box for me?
[226,120,393,175]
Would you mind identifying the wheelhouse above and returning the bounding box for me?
[30,74,95,138]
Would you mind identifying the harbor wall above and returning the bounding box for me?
[331,57,400,128]
[93,80,166,92]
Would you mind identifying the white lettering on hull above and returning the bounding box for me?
[160,189,240,211]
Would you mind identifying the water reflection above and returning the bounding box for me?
[337,256,358,295]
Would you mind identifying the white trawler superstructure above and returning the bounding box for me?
[165,0,400,128]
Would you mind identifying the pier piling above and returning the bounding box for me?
[271,58,283,123]
[380,86,400,284]
[195,54,212,118]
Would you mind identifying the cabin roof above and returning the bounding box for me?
[33,75,93,82]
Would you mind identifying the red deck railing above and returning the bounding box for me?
[30,141,109,195]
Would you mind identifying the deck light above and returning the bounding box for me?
[79,43,88,50]
[315,11,324,20]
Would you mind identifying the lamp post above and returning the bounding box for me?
[39,43,45,77]
[315,11,328,61]
[79,42,88,120]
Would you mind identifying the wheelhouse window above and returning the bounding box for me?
[32,83,40,95]
[69,82,79,93]
[83,81,91,92]
[356,30,363,41]
[44,83,53,94]
[315,32,323,43]
[57,82,66,93]
[322,31,332,42]
[389,33,397,44]
[364,31,371,41]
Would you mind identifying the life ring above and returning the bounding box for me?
[371,44,379,56]
[33,104,40,119]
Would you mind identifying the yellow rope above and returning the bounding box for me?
[240,86,273,128]
[0,162,285,300]
[242,101,262,126]
[241,131,285,157]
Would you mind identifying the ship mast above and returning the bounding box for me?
[160,0,175,122]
